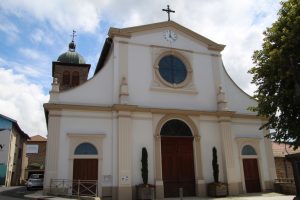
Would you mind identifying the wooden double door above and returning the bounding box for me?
[161,137,196,197]
[242,158,261,193]
[73,159,98,196]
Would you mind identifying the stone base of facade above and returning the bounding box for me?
[228,182,242,195]
[196,179,206,196]
[155,184,164,199]
[264,180,274,192]
[45,180,274,200]
[118,186,132,200]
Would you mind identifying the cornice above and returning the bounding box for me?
[44,103,262,120]
[108,21,225,52]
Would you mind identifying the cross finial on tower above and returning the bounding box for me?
[71,30,77,42]
[162,5,175,21]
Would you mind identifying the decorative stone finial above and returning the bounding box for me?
[120,77,129,104]
[49,77,60,102]
[217,86,228,111]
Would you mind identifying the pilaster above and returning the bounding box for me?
[44,110,61,192]
[154,135,164,199]
[194,135,206,196]
[117,111,132,200]
[262,127,277,188]
[118,42,129,87]
[219,116,238,195]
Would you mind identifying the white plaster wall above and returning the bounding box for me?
[56,111,113,182]
[127,41,218,111]
[123,28,255,113]
[221,65,257,114]
[57,54,114,105]
[129,28,209,53]
[231,121,271,185]
[0,130,10,165]
[131,114,154,185]
[198,118,225,183]
[232,121,263,139]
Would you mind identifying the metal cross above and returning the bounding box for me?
[71,30,77,42]
[162,5,175,21]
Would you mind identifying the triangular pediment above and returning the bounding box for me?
[108,21,225,51]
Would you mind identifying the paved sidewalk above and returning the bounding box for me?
[163,193,294,200]
[24,191,295,200]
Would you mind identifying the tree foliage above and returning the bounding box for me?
[249,0,300,148]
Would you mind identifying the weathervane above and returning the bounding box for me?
[71,30,77,42]
[162,5,175,21]
[69,30,77,51]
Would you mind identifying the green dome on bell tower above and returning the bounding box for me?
[57,36,86,64]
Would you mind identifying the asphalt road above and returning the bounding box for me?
[0,186,41,199]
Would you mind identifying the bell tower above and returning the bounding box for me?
[52,31,90,91]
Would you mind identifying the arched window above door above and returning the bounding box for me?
[74,142,98,155]
[160,119,192,136]
[241,145,257,155]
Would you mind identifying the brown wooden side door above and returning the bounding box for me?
[243,158,261,193]
[161,137,195,197]
[73,159,98,195]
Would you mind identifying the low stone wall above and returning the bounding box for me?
[274,182,296,195]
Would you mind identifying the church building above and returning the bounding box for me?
[43,19,276,199]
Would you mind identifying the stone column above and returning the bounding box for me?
[117,111,132,200]
[219,116,239,195]
[43,110,61,194]
[194,136,206,196]
[154,135,164,199]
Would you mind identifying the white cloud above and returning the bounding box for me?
[0,0,107,33]
[30,29,54,45]
[19,48,48,61]
[0,68,49,137]
[0,56,50,80]
[0,15,19,43]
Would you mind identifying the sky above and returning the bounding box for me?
[0,0,281,137]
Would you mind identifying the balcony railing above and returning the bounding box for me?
[49,179,98,198]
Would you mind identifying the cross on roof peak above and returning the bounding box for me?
[162,5,175,21]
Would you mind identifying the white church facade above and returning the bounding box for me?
[43,21,276,199]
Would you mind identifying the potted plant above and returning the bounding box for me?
[207,147,228,197]
[136,147,155,200]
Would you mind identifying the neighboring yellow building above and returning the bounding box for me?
[0,113,29,186]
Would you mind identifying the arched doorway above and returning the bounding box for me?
[160,119,195,197]
[241,145,261,193]
[73,142,98,196]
